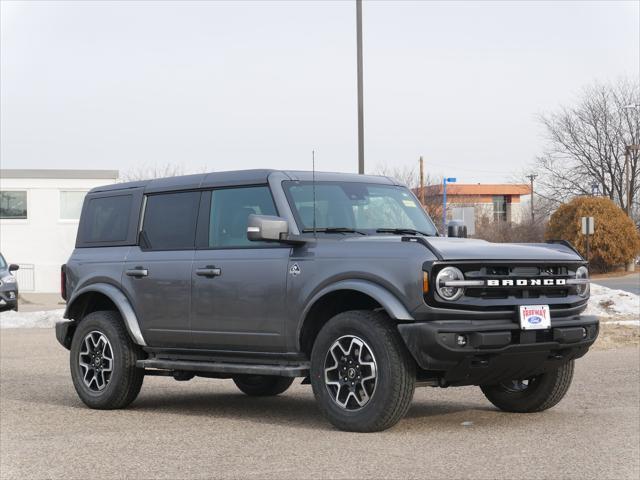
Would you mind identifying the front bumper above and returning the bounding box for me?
[397,315,599,386]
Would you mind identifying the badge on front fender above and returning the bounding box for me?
[519,305,551,330]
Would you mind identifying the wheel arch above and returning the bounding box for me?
[64,283,146,347]
[297,280,414,356]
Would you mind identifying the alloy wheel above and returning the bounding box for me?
[323,335,377,410]
[78,331,114,392]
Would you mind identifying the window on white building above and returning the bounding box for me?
[60,191,87,220]
[492,195,508,222]
[0,191,27,219]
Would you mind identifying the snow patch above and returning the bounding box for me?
[0,309,64,329]
[586,284,639,325]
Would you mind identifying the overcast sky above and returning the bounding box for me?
[1,0,638,183]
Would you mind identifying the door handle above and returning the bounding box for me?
[126,267,148,278]
[195,266,222,278]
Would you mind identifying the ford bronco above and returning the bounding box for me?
[56,170,598,432]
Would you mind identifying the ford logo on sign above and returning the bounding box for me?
[528,316,543,324]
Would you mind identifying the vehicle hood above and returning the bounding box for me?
[420,237,583,262]
[341,235,583,262]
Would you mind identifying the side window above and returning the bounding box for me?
[0,191,27,219]
[209,186,277,248]
[60,191,87,220]
[83,195,132,243]
[142,191,200,250]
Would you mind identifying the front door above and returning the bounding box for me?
[122,190,201,348]
[190,186,290,351]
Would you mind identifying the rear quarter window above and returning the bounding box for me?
[83,195,132,242]
[76,191,142,247]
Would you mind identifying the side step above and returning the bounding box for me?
[137,358,310,377]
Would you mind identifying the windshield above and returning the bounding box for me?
[283,181,438,236]
[0,254,6,269]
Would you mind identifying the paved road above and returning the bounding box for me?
[1,329,638,480]
[593,273,640,296]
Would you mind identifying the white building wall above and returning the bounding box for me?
[0,175,117,293]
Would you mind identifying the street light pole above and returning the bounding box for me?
[356,0,364,174]
[442,177,457,235]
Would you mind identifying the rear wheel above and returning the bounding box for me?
[233,375,294,396]
[310,310,415,432]
[480,361,574,413]
[70,310,144,409]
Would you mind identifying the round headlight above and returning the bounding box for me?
[436,266,465,301]
[576,266,589,297]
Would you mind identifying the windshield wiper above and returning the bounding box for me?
[376,228,432,237]
[302,227,366,235]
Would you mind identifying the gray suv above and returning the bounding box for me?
[0,253,19,311]
[56,170,598,432]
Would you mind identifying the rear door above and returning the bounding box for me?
[122,190,200,348]
[190,186,290,351]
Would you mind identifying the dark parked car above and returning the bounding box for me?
[0,253,19,312]
[56,170,598,432]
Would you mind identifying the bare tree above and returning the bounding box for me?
[120,162,187,182]
[120,162,212,182]
[535,78,639,219]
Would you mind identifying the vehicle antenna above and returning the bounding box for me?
[312,150,317,238]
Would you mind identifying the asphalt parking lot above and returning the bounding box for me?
[1,328,638,480]
[593,272,640,296]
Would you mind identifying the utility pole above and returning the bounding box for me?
[356,0,364,174]
[526,174,537,222]
[419,156,425,205]
[621,105,640,216]
[624,145,640,216]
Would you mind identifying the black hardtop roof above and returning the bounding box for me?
[88,169,400,194]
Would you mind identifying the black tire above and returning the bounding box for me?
[70,310,144,409]
[481,361,575,413]
[232,375,294,396]
[310,310,415,432]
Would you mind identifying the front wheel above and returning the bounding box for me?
[232,375,294,396]
[310,310,416,432]
[480,361,574,413]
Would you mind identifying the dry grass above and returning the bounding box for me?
[591,266,639,279]
[594,322,640,350]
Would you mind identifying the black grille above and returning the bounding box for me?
[462,265,577,300]
[450,263,577,301]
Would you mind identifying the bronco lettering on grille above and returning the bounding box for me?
[486,279,566,287]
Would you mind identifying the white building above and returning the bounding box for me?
[0,169,119,293]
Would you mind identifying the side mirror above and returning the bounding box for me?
[247,214,289,242]
[8,264,19,272]
[447,220,468,238]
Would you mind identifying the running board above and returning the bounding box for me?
[137,358,310,377]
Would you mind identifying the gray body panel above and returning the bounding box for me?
[191,247,291,351]
[122,247,194,347]
[63,169,587,358]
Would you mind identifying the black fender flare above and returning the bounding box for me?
[64,283,146,346]
[297,279,414,349]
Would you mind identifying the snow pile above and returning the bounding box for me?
[585,283,639,325]
[0,309,64,329]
